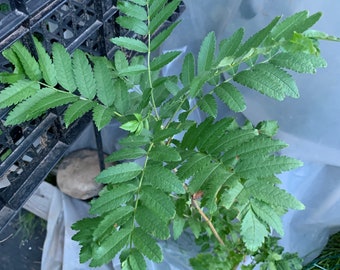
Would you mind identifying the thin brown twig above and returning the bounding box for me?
[191,197,225,246]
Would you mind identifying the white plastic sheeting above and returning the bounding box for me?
[41,0,340,268]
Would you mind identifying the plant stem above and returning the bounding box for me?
[191,197,225,246]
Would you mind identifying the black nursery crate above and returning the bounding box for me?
[0,0,184,232]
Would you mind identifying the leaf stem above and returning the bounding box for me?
[147,3,160,121]
[191,197,225,246]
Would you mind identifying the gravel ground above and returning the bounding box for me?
[0,209,46,270]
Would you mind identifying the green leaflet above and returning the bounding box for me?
[180,53,195,87]
[140,186,176,222]
[92,57,116,106]
[0,72,25,84]
[181,117,214,150]
[251,199,284,236]
[113,78,130,115]
[148,0,181,34]
[235,16,280,58]
[120,248,147,270]
[269,52,327,73]
[143,164,185,194]
[52,43,77,92]
[91,228,132,267]
[132,228,163,263]
[214,82,246,112]
[220,181,244,209]
[5,88,78,126]
[0,80,40,109]
[72,49,96,99]
[241,209,268,252]
[105,147,146,162]
[304,29,340,41]
[233,63,299,101]
[114,50,129,71]
[222,136,288,165]
[96,162,143,184]
[244,180,305,210]
[150,21,180,52]
[235,156,303,179]
[117,16,148,36]
[149,0,167,19]
[118,65,147,76]
[2,47,24,74]
[188,162,221,194]
[92,105,115,130]
[117,1,147,20]
[197,32,216,74]
[197,94,217,118]
[216,28,244,63]
[93,206,134,241]
[110,37,148,53]
[11,41,42,81]
[90,184,138,215]
[195,117,236,152]
[177,153,213,181]
[33,37,57,86]
[64,99,95,127]
[202,166,233,212]
[208,128,258,156]
[119,133,151,147]
[148,144,181,162]
[150,51,181,71]
[135,206,170,239]
[172,215,185,240]
[270,11,321,41]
